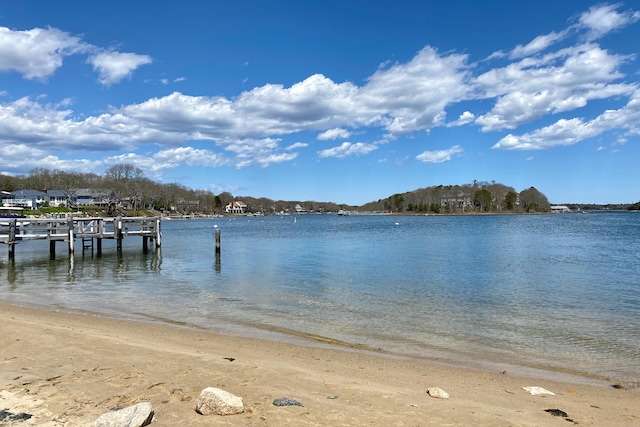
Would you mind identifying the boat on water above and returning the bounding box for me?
[0,206,28,231]
[0,206,26,219]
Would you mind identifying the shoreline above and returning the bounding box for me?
[15,300,624,388]
[1,302,638,426]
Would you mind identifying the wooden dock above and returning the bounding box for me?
[0,216,161,260]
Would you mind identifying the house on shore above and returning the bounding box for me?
[1,190,48,209]
[225,201,247,214]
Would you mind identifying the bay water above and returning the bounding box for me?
[1,212,639,386]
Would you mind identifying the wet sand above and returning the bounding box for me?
[1,302,638,426]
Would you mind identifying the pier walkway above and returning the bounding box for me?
[0,216,161,260]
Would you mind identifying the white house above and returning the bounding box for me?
[225,201,247,214]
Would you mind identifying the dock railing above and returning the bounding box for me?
[0,216,161,260]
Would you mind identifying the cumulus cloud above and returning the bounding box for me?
[0,26,87,80]
[447,111,476,127]
[0,25,150,84]
[492,89,640,149]
[577,3,640,41]
[317,142,378,159]
[475,44,634,132]
[286,142,308,150]
[358,46,471,136]
[510,31,568,58]
[1,2,639,178]
[317,128,352,140]
[416,145,463,163]
[88,51,152,85]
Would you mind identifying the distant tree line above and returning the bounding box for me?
[5,167,631,215]
[359,181,552,214]
[0,165,222,214]
[0,165,353,215]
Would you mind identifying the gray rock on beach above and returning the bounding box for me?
[94,402,154,427]
[426,387,450,399]
[195,387,244,416]
[273,397,304,407]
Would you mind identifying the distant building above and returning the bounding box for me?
[225,201,247,214]
[550,205,571,213]
[440,194,472,210]
[75,189,115,206]
[47,190,70,207]
[2,190,48,209]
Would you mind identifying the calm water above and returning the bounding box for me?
[2,212,639,385]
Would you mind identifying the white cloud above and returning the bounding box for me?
[446,111,475,127]
[0,26,86,80]
[88,51,152,86]
[491,87,640,150]
[256,152,298,166]
[2,2,640,179]
[358,46,471,136]
[577,3,640,41]
[475,44,634,131]
[0,25,151,85]
[286,142,308,150]
[416,145,463,163]
[317,128,351,140]
[317,142,377,159]
[510,31,567,58]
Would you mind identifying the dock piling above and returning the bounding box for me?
[8,219,16,261]
[214,227,221,255]
[68,220,74,254]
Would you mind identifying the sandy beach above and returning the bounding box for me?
[0,303,638,426]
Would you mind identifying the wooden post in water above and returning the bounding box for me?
[116,217,123,252]
[67,219,74,255]
[155,217,161,248]
[48,224,55,259]
[8,219,16,260]
[142,219,148,251]
[97,219,103,256]
[214,227,221,255]
[214,225,221,272]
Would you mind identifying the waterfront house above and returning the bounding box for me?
[225,201,247,214]
[46,190,71,207]
[75,189,115,206]
[2,190,48,209]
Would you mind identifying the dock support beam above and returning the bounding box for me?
[50,240,56,260]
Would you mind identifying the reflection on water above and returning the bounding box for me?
[1,212,639,385]
[2,244,162,285]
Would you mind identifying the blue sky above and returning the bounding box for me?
[1,1,639,205]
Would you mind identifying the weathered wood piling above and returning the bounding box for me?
[214,227,221,255]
